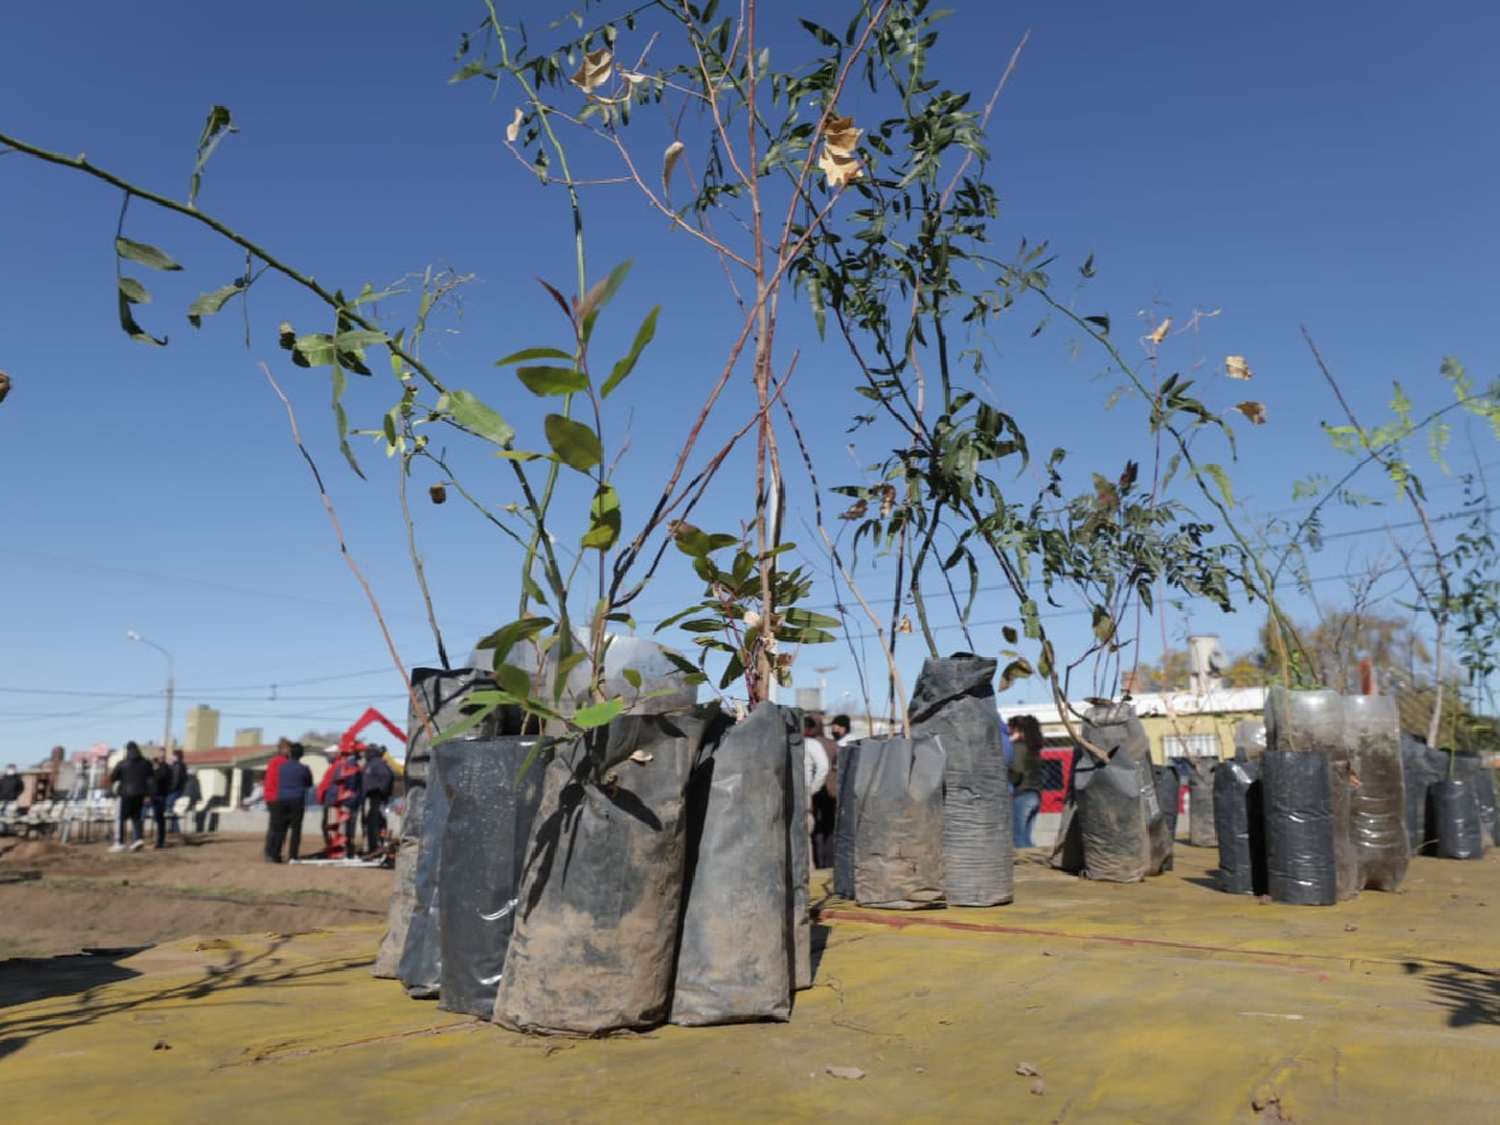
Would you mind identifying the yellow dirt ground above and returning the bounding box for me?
[3,844,1497,1122]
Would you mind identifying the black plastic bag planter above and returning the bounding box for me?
[397,757,451,998]
[671,703,796,1026]
[494,712,705,1035]
[909,654,1013,907]
[1400,736,1438,856]
[1213,760,1265,895]
[1432,777,1486,860]
[851,736,946,909]
[433,737,546,1019]
[374,667,492,981]
[1187,761,1216,848]
[1153,764,1181,845]
[1075,704,1152,884]
[1142,759,1173,876]
[1262,749,1337,905]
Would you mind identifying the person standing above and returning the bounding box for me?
[317,747,364,858]
[1007,714,1045,849]
[262,738,291,863]
[165,750,189,837]
[0,764,22,804]
[362,747,395,855]
[109,742,153,852]
[267,743,313,862]
[802,715,837,869]
[149,751,172,848]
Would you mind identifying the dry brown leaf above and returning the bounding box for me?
[897,615,913,635]
[505,107,524,143]
[824,115,863,155]
[878,483,896,518]
[1149,318,1172,344]
[826,1066,866,1080]
[570,48,613,93]
[1233,400,1267,425]
[1016,1062,1041,1076]
[0,371,10,406]
[839,499,868,520]
[629,749,654,764]
[1029,1078,1046,1096]
[1225,355,1252,380]
[662,140,685,194]
[818,149,861,188]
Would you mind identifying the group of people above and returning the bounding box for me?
[261,738,396,863]
[803,713,851,869]
[108,741,192,852]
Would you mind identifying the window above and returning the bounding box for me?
[1162,732,1222,758]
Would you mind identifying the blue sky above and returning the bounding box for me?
[2,1,1497,761]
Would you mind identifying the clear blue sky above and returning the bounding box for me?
[2,1,1497,762]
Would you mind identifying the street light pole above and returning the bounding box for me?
[127,631,175,754]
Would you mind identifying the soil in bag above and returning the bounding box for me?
[1351,746,1408,892]
[671,703,794,1026]
[1432,777,1486,860]
[852,736,946,909]
[494,712,704,1035]
[374,667,497,979]
[1214,760,1265,895]
[909,654,1013,907]
[1262,749,1336,906]
[434,737,546,1019]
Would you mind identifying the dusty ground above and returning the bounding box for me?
[0,832,394,960]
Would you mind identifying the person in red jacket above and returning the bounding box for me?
[261,739,291,863]
[317,747,364,858]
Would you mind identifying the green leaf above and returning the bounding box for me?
[449,390,515,445]
[495,662,533,699]
[573,697,625,728]
[187,280,244,327]
[188,104,236,209]
[115,237,182,272]
[1083,314,1110,334]
[117,290,166,346]
[332,329,389,350]
[581,483,621,550]
[117,276,151,305]
[601,306,660,399]
[516,365,589,396]
[578,260,633,338]
[544,413,603,471]
[496,346,575,366]
[622,667,642,689]
[1200,462,1234,506]
[474,616,553,665]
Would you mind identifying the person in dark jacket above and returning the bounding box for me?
[362,747,395,854]
[317,748,364,858]
[165,750,189,837]
[1007,714,1045,848]
[266,742,314,863]
[0,764,23,804]
[149,751,173,848]
[262,739,292,862]
[109,741,154,852]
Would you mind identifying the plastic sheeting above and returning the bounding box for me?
[373,666,488,981]
[1400,737,1440,855]
[494,713,704,1035]
[1153,765,1181,845]
[1330,759,1360,901]
[672,703,794,1026]
[1262,749,1336,906]
[1187,763,1217,847]
[1074,705,1152,883]
[832,740,862,899]
[787,715,812,991]
[1213,760,1264,895]
[397,755,450,997]
[433,737,545,1019]
[909,654,1013,907]
[1344,699,1407,892]
[851,736,947,909]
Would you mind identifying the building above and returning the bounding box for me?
[183,705,221,752]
